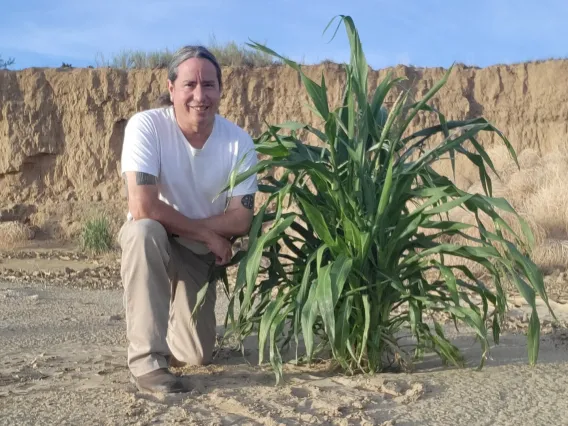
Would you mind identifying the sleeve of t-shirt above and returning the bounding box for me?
[120,112,160,178]
[230,132,259,197]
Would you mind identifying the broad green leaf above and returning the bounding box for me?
[358,294,371,364]
[492,314,501,344]
[437,263,459,305]
[377,155,394,216]
[425,195,474,215]
[528,311,540,365]
[335,295,353,349]
[401,65,454,136]
[258,292,288,365]
[269,308,288,383]
[191,281,209,318]
[275,121,307,131]
[298,197,336,249]
[371,73,406,118]
[316,264,335,348]
[242,215,296,314]
[329,255,353,307]
[301,280,320,360]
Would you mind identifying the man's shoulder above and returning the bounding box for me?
[128,107,172,128]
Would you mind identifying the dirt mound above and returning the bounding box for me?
[2,60,568,240]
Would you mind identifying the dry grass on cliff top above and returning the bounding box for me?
[444,145,568,275]
[94,38,277,69]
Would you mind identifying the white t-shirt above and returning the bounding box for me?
[121,106,258,253]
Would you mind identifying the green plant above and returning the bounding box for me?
[221,15,555,383]
[80,216,113,254]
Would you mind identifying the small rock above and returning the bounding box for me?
[381,381,404,397]
[508,309,526,321]
[394,383,424,404]
[28,294,40,301]
[108,314,122,321]
[299,414,316,423]
[352,400,365,409]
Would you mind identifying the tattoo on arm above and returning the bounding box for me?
[136,172,157,185]
[241,194,255,210]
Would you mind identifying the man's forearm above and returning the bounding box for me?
[141,199,214,243]
[197,210,252,239]
[131,195,250,241]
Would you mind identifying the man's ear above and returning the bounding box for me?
[167,80,174,102]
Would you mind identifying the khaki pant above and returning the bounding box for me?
[119,219,217,377]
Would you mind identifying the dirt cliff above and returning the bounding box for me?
[1,60,567,239]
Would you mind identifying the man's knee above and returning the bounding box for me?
[120,219,168,248]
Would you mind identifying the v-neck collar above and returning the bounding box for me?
[168,106,217,158]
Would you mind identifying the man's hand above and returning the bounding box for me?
[205,231,233,265]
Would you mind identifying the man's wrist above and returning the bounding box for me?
[192,225,214,245]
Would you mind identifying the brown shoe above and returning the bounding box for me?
[131,368,189,394]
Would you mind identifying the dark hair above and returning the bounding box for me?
[155,45,222,107]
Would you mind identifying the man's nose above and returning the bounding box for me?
[193,84,205,101]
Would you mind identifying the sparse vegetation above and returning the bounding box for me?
[80,216,113,254]
[460,145,568,274]
[223,15,554,383]
[0,222,35,249]
[0,55,15,69]
[207,36,276,67]
[95,49,173,69]
[95,36,277,69]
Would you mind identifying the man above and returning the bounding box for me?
[119,46,258,394]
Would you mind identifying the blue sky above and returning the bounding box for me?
[1,0,567,70]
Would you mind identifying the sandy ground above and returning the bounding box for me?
[2,254,568,425]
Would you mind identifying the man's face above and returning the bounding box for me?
[168,57,221,128]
